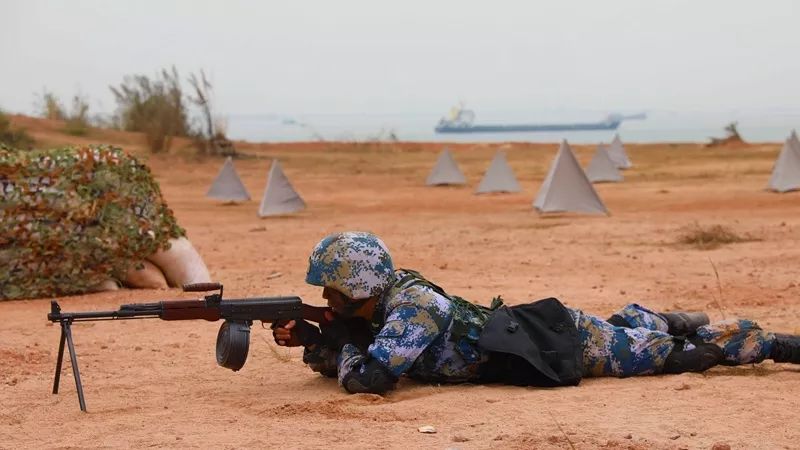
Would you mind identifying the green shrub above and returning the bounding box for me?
[0,111,35,149]
[37,89,65,120]
[63,95,90,136]
[110,66,192,153]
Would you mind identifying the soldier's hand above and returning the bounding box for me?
[271,319,321,347]
[320,318,351,351]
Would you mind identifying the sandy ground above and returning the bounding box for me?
[1,116,799,449]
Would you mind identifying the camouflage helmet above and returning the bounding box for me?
[305,231,395,299]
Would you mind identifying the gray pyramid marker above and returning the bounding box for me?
[586,145,623,183]
[767,133,800,193]
[426,148,466,185]
[206,157,251,202]
[258,159,306,216]
[606,134,632,169]
[476,151,520,193]
[533,140,609,215]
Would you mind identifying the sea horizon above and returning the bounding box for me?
[225,108,800,144]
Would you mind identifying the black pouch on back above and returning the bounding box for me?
[478,298,583,387]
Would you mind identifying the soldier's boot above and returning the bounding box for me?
[662,340,723,374]
[606,311,709,336]
[770,334,800,364]
[660,312,710,336]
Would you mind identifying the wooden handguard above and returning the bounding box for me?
[182,282,223,292]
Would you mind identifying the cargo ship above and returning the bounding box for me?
[434,105,624,134]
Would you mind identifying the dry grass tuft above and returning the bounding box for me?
[259,334,293,363]
[677,223,757,250]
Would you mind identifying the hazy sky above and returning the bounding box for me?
[2,0,799,117]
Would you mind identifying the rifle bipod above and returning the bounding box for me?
[52,316,87,412]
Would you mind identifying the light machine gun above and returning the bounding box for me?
[47,282,331,411]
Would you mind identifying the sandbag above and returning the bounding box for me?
[146,237,211,288]
[123,259,169,289]
[0,144,186,299]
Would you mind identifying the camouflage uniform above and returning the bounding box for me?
[302,232,779,390]
[337,269,490,384]
[0,144,185,300]
[571,303,775,377]
[309,295,777,384]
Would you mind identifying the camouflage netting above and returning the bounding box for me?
[0,144,186,300]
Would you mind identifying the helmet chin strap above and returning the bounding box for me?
[338,297,372,318]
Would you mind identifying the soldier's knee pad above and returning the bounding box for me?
[662,342,723,374]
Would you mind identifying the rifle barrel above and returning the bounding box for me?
[47,296,331,324]
[47,308,160,322]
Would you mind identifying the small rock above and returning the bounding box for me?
[418,425,437,434]
[623,434,633,439]
[690,432,697,437]
[619,290,626,295]
[265,271,283,280]
[451,435,469,442]
[711,443,731,450]
[670,433,680,440]
[134,346,142,351]
[674,383,691,391]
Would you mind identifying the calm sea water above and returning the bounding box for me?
[226,109,800,144]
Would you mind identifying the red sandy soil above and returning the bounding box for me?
[1,115,799,449]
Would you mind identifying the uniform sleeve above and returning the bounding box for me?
[367,303,445,376]
[335,300,447,394]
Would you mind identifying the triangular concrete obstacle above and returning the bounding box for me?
[768,133,800,193]
[586,145,623,183]
[426,148,466,186]
[476,151,521,193]
[206,157,251,202]
[258,160,306,217]
[606,134,632,169]
[533,140,609,215]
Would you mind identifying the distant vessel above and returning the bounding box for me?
[435,105,623,134]
[621,112,647,121]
